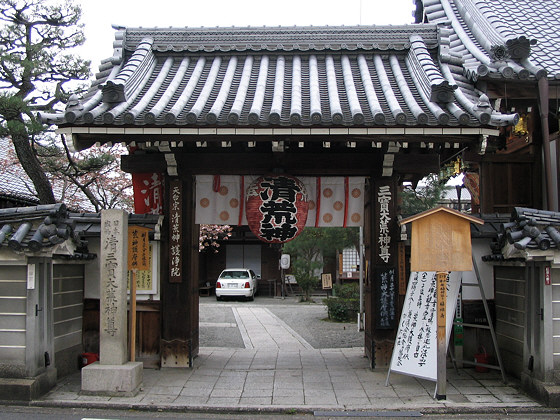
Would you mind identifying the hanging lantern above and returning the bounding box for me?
[246,175,308,243]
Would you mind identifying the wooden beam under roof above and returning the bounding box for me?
[121,151,439,177]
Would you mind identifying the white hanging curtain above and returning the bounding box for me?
[195,175,365,227]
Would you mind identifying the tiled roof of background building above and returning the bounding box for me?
[0,138,95,212]
[419,0,560,80]
[0,138,41,205]
[0,204,161,255]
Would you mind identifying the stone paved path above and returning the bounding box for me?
[38,303,543,412]
[233,306,313,350]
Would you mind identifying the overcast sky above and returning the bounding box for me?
[77,0,416,68]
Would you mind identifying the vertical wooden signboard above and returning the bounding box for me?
[436,271,447,390]
[374,181,396,266]
[394,207,483,400]
[321,273,333,290]
[169,179,182,283]
[128,226,150,271]
[368,180,398,365]
[127,226,150,362]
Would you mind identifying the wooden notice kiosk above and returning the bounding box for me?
[399,206,483,400]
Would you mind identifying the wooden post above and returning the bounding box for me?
[436,271,447,400]
[130,269,137,362]
[161,176,199,367]
[127,225,150,363]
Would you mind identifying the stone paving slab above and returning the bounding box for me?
[35,347,543,413]
[27,300,546,414]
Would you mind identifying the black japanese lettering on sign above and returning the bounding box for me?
[246,176,308,243]
[260,177,302,202]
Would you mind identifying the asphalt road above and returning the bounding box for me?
[2,405,560,419]
[199,295,363,349]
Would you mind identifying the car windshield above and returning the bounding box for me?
[220,271,249,279]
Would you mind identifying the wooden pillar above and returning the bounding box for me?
[160,176,199,367]
[366,178,399,368]
[436,271,447,399]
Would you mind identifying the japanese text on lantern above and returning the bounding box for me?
[102,219,120,337]
[258,177,303,242]
[378,185,392,263]
[169,180,182,282]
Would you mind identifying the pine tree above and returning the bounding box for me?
[0,0,90,203]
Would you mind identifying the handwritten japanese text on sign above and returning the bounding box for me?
[127,226,150,271]
[389,271,461,381]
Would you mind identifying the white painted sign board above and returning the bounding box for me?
[387,271,462,382]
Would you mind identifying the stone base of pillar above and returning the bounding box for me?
[81,362,143,397]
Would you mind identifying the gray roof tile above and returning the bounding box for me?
[421,0,559,80]
[0,138,95,212]
[40,25,517,129]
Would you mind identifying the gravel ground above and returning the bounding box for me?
[199,304,244,348]
[266,302,364,349]
[199,296,364,349]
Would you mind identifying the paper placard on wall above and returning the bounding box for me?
[27,264,36,290]
[388,271,462,382]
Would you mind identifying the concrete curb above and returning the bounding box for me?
[2,399,556,416]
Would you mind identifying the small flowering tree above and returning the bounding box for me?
[39,137,133,211]
[1,135,133,212]
[199,224,232,253]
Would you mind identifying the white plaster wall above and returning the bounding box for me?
[84,238,101,299]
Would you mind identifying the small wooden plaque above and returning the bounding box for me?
[400,207,483,272]
[321,273,333,290]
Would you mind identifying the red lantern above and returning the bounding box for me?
[246,175,308,243]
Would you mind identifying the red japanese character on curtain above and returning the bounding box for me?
[132,173,164,214]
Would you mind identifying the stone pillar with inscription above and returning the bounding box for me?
[82,209,143,396]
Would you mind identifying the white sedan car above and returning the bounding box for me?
[215,268,259,301]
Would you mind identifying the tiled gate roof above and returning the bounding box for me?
[39,25,517,131]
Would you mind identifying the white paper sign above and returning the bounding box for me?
[388,271,462,382]
[27,264,36,290]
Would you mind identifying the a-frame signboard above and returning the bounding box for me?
[388,206,483,400]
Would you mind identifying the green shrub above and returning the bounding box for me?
[323,296,359,322]
[293,268,319,302]
[333,282,360,299]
